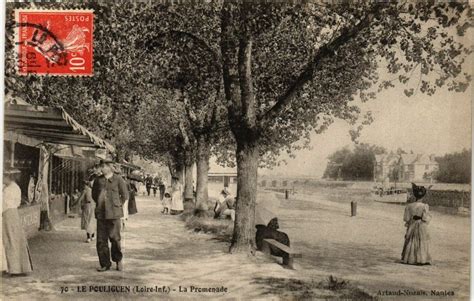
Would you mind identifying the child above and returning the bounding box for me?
[162,192,172,214]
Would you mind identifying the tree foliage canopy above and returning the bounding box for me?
[435,149,471,184]
[5,1,472,167]
[323,143,386,180]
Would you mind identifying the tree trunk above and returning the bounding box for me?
[196,136,210,212]
[229,140,258,254]
[221,2,259,254]
[184,161,194,202]
[174,162,185,187]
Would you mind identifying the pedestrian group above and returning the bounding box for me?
[2,161,434,277]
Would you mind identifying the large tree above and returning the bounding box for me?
[137,3,228,208]
[4,2,164,158]
[4,1,168,226]
[323,144,386,180]
[435,149,471,184]
[157,1,471,253]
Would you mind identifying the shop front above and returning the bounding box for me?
[3,132,45,238]
[4,103,115,236]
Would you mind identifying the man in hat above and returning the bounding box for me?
[92,160,129,272]
[144,174,153,196]
[213,189,235,221]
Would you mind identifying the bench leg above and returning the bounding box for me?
[261,242,271,255]
[283,255,294,269]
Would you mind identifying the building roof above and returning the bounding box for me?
[208,160,237,176]
[375,153,399,165]
[414,154,438,165]
[376,153,439,166]
[400,154,419,165]
[5,103,115,154]
[399,153,438,165]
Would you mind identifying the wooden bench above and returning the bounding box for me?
[262,239,302,269]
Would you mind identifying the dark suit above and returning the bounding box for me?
[92,174,129,268]
[255,218,290,258]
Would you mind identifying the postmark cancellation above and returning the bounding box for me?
[15,9,94,76]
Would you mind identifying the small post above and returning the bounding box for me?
[285,189,289,200]
[351,201,357,217]
[65,195,70,215]
[283,255,294,269]
[262,241,271,255]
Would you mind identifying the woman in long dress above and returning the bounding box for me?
[79,180,96,243]
[401,183,432,265]
[170,177,184,215]
[2,168,33,275]
[127,178,138,215]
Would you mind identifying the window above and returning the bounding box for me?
[425,165,429,170]
[208,176,222,183]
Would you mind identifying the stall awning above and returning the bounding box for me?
[120,160,142,171]
[4,103,115,153]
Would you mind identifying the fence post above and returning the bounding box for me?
[351,201,357,217]
[65,195,70,215]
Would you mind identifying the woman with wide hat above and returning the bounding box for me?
[2,168,33,275]
[401,183,432,265]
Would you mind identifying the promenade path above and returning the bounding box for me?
[276,190,470,300]
[1,195,307,300]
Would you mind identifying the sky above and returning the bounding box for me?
[260,84,472,178]
[260,60,473,178]
[259,24,474,179]
[210,74,472,179]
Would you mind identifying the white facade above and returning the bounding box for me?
[374,153,439,183]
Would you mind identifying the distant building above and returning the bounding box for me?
[207,162,237,198]
[374,152,400,182]
[258,174,301,192]
[374,153,439,183]
[399,153,438,182]
[208,165,237,188]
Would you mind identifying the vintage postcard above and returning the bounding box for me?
[1,1,472,300]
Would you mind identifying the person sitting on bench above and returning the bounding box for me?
[255,217,290,258]
[213,189,235,221]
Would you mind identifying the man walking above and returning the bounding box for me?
[145,174,153,196]
[92,160,129,272]
[158,177,166,201]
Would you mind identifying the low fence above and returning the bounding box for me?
[423,190,471,209]
[18,203,41,239]
[17,196,69,239]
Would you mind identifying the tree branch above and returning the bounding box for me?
[258,6,380,128]
[167,30,222,69]
[238,36,256,128]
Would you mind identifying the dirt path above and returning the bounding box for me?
[4,191,465,300]
[275,190,470,300]
[1,195,309,300]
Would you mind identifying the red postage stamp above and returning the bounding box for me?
[15,9,94,76]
